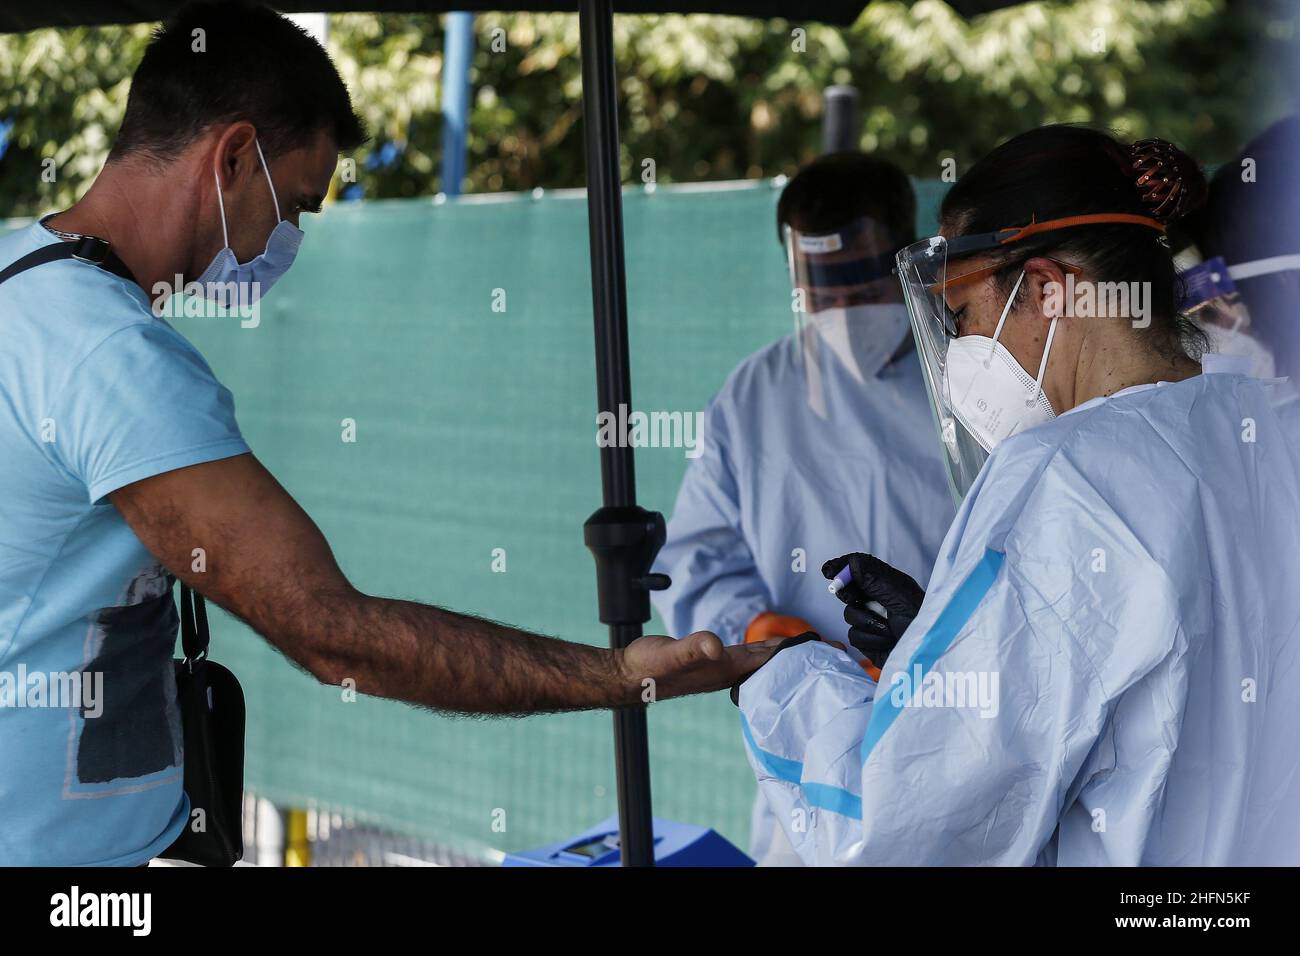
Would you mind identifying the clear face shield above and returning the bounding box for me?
[785,216,911,417]
[1178,252,1275,377]
[1180,254,1252,333]
[899,212,1171,502]
[894,236,991,502]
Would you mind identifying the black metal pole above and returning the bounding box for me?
[577,0,658,867]
[821,85,860,154]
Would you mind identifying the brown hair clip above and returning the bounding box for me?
[1129,138,1203,224]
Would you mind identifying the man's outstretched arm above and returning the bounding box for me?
[112,453,774,714]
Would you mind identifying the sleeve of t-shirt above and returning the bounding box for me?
[50,320,251,504]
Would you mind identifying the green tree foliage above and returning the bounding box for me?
[0,23,154,216]
[0,1,1292,215]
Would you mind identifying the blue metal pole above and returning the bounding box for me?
[440,12,474,197]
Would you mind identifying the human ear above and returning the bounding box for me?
[1023,256,1070,320]
[211,122,259,189]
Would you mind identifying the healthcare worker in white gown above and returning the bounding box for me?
[739,126,1300,866]
[652,153,955,865]
[1176,115,1300,442]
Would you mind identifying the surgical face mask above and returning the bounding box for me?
[196,138,304,304]
[804,303,912,384]
[1199,322,1277,378]
[943,270,1058,452]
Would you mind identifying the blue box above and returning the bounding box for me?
[502,816,753,867]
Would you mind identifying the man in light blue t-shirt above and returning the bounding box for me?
[0,221,250,866]
[0,2,772,866]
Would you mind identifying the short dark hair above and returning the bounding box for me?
[110,1,367,163]
[777,152,917,247]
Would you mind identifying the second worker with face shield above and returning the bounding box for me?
[737,125,1300,866]
[651,152,955,865]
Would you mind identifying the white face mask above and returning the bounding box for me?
[1200,322,1277,378]
[804,302,912,384]
[943,270,1058,452]
[195,138,304,305]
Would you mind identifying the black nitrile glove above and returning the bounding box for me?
[729,632,820,707]
[821,553,926,668]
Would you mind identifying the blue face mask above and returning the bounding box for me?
[196,138,304,304]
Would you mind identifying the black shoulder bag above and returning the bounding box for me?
[161,583,246,866]
[2,232,246,866]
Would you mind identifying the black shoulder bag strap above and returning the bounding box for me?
[0,234,136,285]
[1,233,245,866]
[170,582,245,866]
[178,583,211,665]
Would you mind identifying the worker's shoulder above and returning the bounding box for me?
[0,224,166,355]
[714,333,799,400]
[1273,381,1300,439]
[986,373,1240,503]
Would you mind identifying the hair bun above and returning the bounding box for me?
[1129,138,1207,224]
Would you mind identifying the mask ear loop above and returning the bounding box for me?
[212,168,230,250]
[984,269,1027,368]
[1028,316,1059,407]
[254,138,283,223]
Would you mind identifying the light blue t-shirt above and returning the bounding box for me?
[0,222,250,866]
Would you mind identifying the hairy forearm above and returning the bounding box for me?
[111,455,645,715]
[276,587,637,715]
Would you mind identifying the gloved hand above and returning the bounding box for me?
[821,553,926,669]
[730,632,820,706]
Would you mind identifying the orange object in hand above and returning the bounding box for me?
[745,611,881,681]
[744,610,816,644]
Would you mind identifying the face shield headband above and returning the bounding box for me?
[937,213,1167,290]
[799,249,899,288]
[1180,252,1300,315]
[785,216,906,310]
[896,211,1167,503]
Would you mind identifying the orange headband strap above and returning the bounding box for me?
[921,213,1167,293]
[996,213,1166,244]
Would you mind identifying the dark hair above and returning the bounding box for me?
[777,152,916,247]
[940,125,1208,359]
[110,1,367,164]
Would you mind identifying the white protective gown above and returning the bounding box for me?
[652,312,955,861]
[740,364,1300,865]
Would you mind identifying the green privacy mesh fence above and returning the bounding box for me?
[8,178,948,857]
